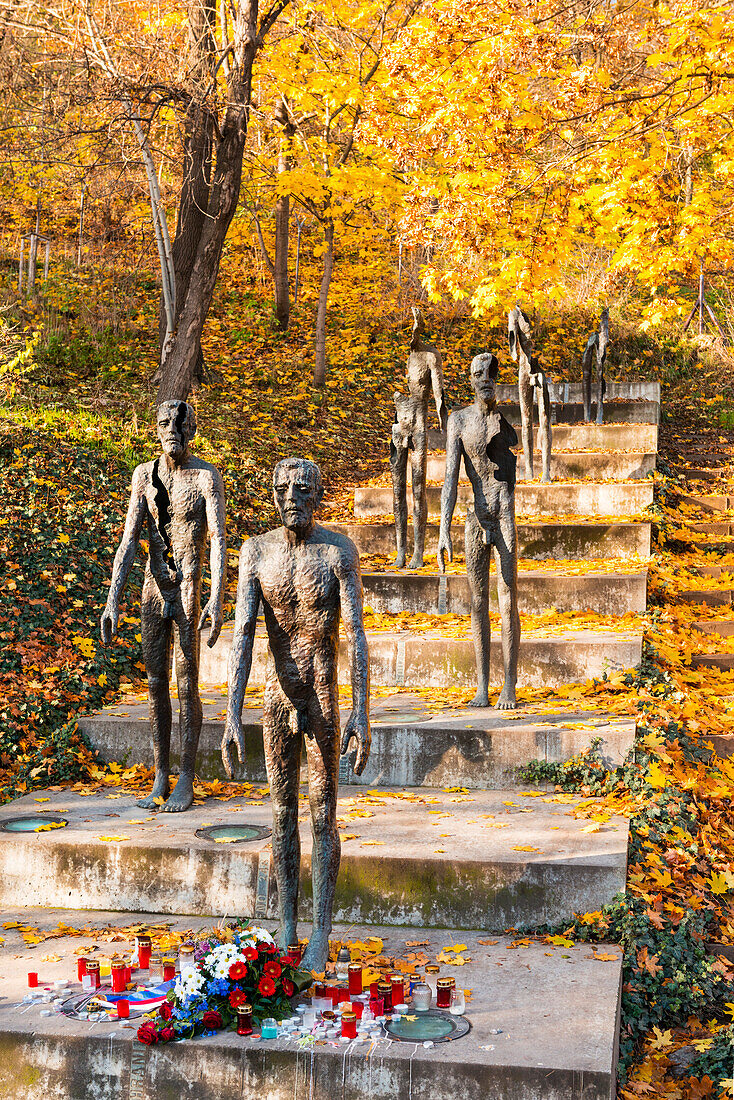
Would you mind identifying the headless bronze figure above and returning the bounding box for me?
[390,309,447,569]
[582,307,609,424]
[438,354,521,709]
[223,458,370,971]
[101,401,226,812]
[508,305,552,483]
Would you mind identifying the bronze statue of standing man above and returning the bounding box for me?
[101,401,226,812]
[438,354,520,709]
[223,457,370,971]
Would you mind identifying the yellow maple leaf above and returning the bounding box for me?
[709,870,734,895]
[97,835,130,842]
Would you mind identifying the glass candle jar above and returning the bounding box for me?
[77,957,88,982]
[436,977,455,1009]
[236,1004,253,1036]
[336,984,350,1005]
[135,935,152,969]
[287,943,303,965]
[389,975,404,1005]
[178,944,196,973]
[369,995,383,1017]
[350,1000,364,1020]
[341,1011,357,1039]
[336,947,351,981]
[411,982,431,1013]
[369,980,381,998]
[348,963,363,996]
[27,972,38,988]
[261,1018,278,1039]
[149,955,162,979]
[377,981,392,1012]
[85,960,101,990]
[449,988,466,1016]
[424,965,440,993]
[111,961,127,993]
[116,999,130,1019]
[162,957,176,982]
[82,974,94,992]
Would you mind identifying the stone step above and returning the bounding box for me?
[677,589,732,608]
[428,422,658,452]
[495,380,660,404]
[352,481,654,520]
[0,788,629,929]
[334,520,652,560]
[81,693,636,788]
[425,450,655,483]
[362,569,648,615]
[692,653,734,670]
[428,399,659,433]
[0,910,622,1100]
[694,619,734,637]
[197,625,642,690]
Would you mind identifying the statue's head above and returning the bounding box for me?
[157,400,196,459]
[273,457,324,534]
[470,353,499,404]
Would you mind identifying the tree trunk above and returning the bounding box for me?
[274,177,290,329]
[156,0,259,403]
[157,103,214,384]
[313,218,334,387]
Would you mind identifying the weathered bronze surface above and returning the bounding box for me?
[223,458,370,971]
[100,401,226,812]
[390,309,447,569]
[582,307,610,424]
[508,305,552,482]
[438,354,520,709]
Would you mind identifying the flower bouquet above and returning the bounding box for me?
[137,925,311,1044]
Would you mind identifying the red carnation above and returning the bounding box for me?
[229,961,248,981]
[258,975,276,997]
[159,1026,175,1043]
[158,1002,173,1020]
[282,978,294,997]
[137,1022,158,1045]
[243,946,258,961]
[264,960,282,980]
[258,941,277,955]
[229,988,247,1009]
[202,1010,223,1029]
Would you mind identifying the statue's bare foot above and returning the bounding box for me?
[407,552,424,570]
[395,552,406,569]
[468,690,491,708]
[300,931,330,973]
[495,688,517,710]
[160,776,195,813]
[136,774,170,809]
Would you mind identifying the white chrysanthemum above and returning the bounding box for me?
[174,968,205,998]
[242,926,274,945]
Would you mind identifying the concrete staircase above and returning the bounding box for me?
[0,389,658,1100]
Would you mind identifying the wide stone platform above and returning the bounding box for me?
[362,568,648,615]
[0,788,628,927]
[496,380,660,404]
[353,481,654,520]
[0,911,622,1100]
[487,400,659,426]
[425,451,656,482]
[80,692,636,787]
[428,422,658,452]
[197,624,643,689]
[335,520,652,559]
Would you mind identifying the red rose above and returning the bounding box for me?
[202,1010,223,1029]
[258,976,276,997]
[264,960,282,980]
[243,946,258,961]
[158,1002,173,1020]
[137,1022,158,1045]
[229,961,247,981]
[282,978,294,997]
[159,1026,175,1042]
[229,988,247,1009]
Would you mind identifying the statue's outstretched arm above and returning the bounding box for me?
[101,466,147,644]
[222,542,261,778]
[338,542,371,775]
[438,413,461,572]
[199,469,226,648]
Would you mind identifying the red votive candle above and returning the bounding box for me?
[390,975,404,1004]
[328,984,340,1006]
[77,958,88,982]
[377,981,392,1012]
[314,982,327,1000]
[135,935,152,969]
[27,972,38,988]
[337,984,350,1005]
[111,961,127,994]
[348,963,363,997]
[436,977,455,1009]
[116,999,130,1019]
[369,996,384,1017]
[287,943,303,965]
[341,1011,357,1039]
[162,957,176,982]
[351,1000,364,1019]
[85,960,101,989]
[236,1004,253,1036]
[369,980,381,998]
